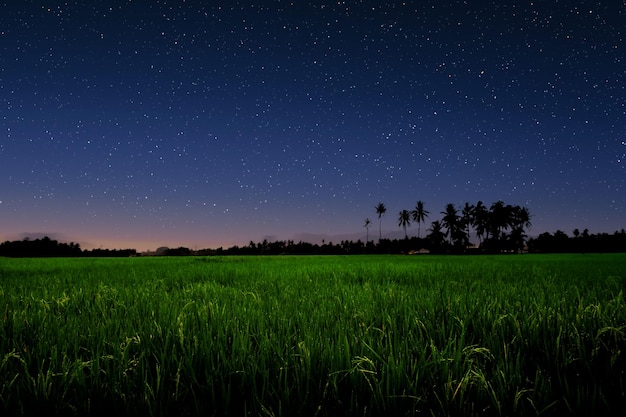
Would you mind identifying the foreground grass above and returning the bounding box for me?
[0,254,625,416]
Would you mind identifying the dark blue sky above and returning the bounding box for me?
[1,1,624,250]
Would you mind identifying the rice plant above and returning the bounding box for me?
[0,254,625,416]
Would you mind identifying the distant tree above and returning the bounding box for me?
[461,202,475,247]
[375,202,387,242]
[165,247,192,256]
[441,203,461,246]
[481,200,517,252]
[473,200,489,245]
[398,209,411,239]
[411,200,429,238]
[364,218,372,243]
[0,236,82,257]
[528,232,555,252]
[487,201,511,242]
[513,205,532,230]
[555,230,568,238]
[510,205,532,251]
[87,248,137,257]
[427,220,447,251]
[156,247,170,256]
[551,230,571,252]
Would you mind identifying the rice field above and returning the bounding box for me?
[1,254,625,416]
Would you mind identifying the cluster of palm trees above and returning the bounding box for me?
[364,200,532,252]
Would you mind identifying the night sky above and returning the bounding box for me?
[1,1,624,251]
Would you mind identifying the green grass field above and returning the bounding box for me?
[1,254,625,416]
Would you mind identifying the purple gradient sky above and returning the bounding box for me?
[1,1,624,251]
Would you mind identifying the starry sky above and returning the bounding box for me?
[1,1,624,251]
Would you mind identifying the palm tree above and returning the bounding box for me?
[461,202,475,247]
[510,205,532,251]
[488,200,513,243]
[441,203,469,248]
[472,201,488,245]
[427,220,446,250]
[363,218,372,243]
[411,201,429,238]
[513,206,532,231]
[375,202,387,242]
[482,201,525,252]
[398,210,411,239]
[440,203,459,245]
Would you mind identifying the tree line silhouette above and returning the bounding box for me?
[528,228,626,253]
[0,237,137,258]
[367,200,533,253]
[1,201,624,257]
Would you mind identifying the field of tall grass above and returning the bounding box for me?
[1,254,625,416]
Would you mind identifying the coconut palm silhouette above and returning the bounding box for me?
[398,209,411,239]
[461,202,475,247]
[375,202,386,242]
[363,218,372,243]
[441,203,460,245]
[411,200,429,238]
